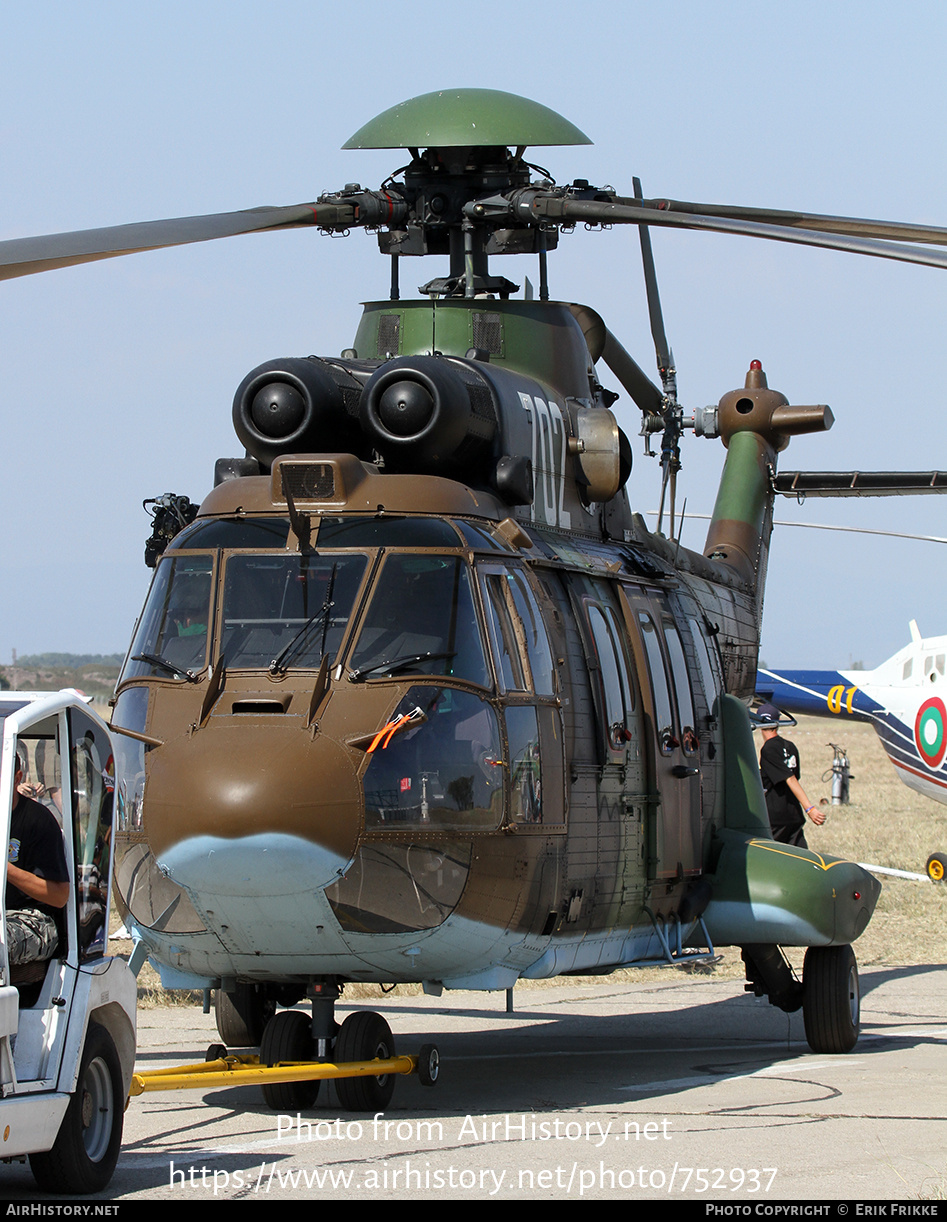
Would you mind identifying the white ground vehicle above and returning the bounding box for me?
[0,691,136,1194]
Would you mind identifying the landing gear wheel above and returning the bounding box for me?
[334,1011,396,1112]
[215,983,276,1046]
[802,944,860,1054]
[418,1043,439,1087]
[260,1010,319,1111]
[926,852,947,883]
[29,1024,124,1194]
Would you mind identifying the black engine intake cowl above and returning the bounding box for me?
[233,357,362,467]
[360,356,498,476]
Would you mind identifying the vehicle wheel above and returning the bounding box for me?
[29,1024,124,1195]
[215,983,275,1046]
[334,1011,396,1112]
[260,1010,319,1110]
[417,1043,439,1088]
[926,852,947,883]
[802,944,860,1054]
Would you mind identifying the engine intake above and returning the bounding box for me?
[360,356,497,475]
[233,357,362,467]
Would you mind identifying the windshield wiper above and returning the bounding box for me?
[131,652,201,682]
[268,565,337,677]
[349,651,455,682]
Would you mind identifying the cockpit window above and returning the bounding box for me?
[348,555,489,686]
[168,517,290,550]
[317,516,462,548]
[122,554,214,681]
[221,553,368,671]
[363,687,503,829]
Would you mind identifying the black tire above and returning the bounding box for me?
[926,852,947,883]
[29,1024,124,1195]
[803,944,860,1054]
[417,1043,439,1088]
[334,1011,396,1112]
[260,1010,319,1110]
[215,983,275,1047]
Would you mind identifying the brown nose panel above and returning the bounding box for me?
[143,721,363,876]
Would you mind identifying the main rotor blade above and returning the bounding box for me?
[0,202,353,281]
[529,196,947,271]
[634,198,947,248]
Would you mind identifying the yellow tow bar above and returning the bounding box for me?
[129,1046,439,1096]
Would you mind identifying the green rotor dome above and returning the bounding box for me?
[343,88,592,150]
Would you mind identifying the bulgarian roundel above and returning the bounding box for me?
[915,697,947,770]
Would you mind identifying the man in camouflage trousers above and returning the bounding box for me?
[7,758,69,966]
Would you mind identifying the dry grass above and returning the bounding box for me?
[119,713,947,1005]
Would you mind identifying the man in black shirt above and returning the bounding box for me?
[756,703,825,848]
[7,759,69,965]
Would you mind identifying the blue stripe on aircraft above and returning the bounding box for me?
[756,669,884,721]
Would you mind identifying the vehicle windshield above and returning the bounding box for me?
[122,554,214,681]
[348,555,489,687]
[221,552,367,670]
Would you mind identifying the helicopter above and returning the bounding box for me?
[15,86,947,1110]
[757,620,947,881]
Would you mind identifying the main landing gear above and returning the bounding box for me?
[742,942,861,1054]
[209,980,438,1112]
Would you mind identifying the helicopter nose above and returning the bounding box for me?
[143,723,362,897]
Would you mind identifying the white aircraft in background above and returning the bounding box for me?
[758,622,947,881]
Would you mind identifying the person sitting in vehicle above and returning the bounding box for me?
[7,757,69,966]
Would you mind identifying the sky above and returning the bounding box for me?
[1,0,945,669]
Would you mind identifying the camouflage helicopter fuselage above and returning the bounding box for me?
[111,296,878,1001]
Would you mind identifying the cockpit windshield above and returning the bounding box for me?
[348,555,489,687]
[122,554,214,681]
[221,553,367,671]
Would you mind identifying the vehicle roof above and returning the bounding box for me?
[0,689,94,733]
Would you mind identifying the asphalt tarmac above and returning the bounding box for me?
[3,963,945,1202]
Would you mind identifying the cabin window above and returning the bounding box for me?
[689,617,723,713]
[587,602,635,753]
[662,618,698,754]
[122,554,214,681]
[221,552,367,671]
[480,568,556,695]
[637,611,676,753]
[903,658,914,680]
[363,687,503,829]
[349,555,489,686]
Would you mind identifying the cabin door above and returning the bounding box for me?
[619,586,702,881]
